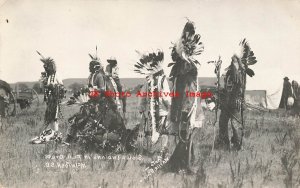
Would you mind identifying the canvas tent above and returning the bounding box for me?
[182,77,282,109]
[245,90,267,108]
[265,86,283,109]
[197,77,268,109]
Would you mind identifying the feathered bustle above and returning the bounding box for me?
[36,51,55,65]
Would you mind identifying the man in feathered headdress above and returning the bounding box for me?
[86,53,122,116]
[168,20,205,133]
[64,53,106,144]
[134,50,171,156]
[88,54,105,92]
[215,39,257,151]
[64,52,126,147]
[166,20,204,172]
[31,52,65,144]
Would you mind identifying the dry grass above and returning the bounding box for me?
[0,96,300,188]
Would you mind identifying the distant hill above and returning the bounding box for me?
[9,82,38,90]
[62,78,88,88]
[7,77,221,90]
[62,78,145,90]
[63,77,220,90]
[8,78,145,91]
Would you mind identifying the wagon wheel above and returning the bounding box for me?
[25,88,40,113]
[6,91,17,117]
[16,89,40,114]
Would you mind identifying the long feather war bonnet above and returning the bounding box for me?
[134,50,164,144]
[134,50,164,77]
[88,53,100,63]
[225,38,257,78]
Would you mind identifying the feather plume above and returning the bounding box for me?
[245,68,255,77]
[89,54,94,60]
[36,51,45,59]
[88,53,100,62]
[36,51,55,65]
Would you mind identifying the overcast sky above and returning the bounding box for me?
[1,0,300,95]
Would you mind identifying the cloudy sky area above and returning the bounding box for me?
[1,0,300,96]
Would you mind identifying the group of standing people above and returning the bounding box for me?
[28,20,258,173]
[134,21,257,172]
[31,51,125,144]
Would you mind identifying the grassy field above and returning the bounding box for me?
[0,95,300,188]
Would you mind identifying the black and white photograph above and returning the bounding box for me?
[0,0,300,187]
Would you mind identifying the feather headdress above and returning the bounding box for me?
[88,46,101,65]
[36,51,56,72]
[88,48,102,71]
[89,53,101,64]
[225,38,257,77]
[134,50,164,144]
[40,57,55,65]
[37,51,55,65]
[134,50,164,76]
[168,20,204,67]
